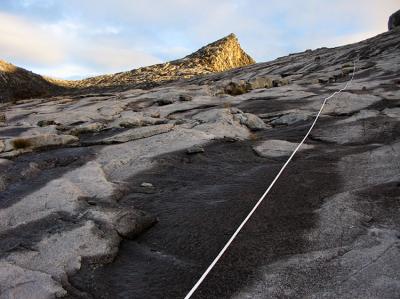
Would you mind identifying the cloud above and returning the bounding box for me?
[72,0,396,61]
[0,0,398,78]
[33,63,99,80]
[0,11,161,78]
[20,0,55,8]
[78,44,162,71]
[0,12,66,64]
[304,30,385,49]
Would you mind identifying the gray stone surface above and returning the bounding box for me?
[4,220,120,282]
[0,26,399,299]
[318,92,381,115]
[0,262,66,299]
[383,107,400,118]
[83,124,174,145]
[335,109,379,124]
[270,110,312,126]
[253,139,314,157]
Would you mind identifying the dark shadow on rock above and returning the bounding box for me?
[237,98,313,115]
[0,146,98,209]
[0,211,83,254]
[0,126,33,138]
[68,117,343,298]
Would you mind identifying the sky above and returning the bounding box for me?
[0,0,398,79]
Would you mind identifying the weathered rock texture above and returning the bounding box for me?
[182,33,255,72]
[1,27,400,299]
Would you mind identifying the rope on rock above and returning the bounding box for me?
[184,60,357,299]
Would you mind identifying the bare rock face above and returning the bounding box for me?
[182,33,255,72]
[388,9,400,30]
[1,26,400,299]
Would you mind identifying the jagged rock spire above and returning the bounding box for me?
[183,33,255,72]
[73,33,255,89]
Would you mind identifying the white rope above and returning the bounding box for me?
[184,61,357,299]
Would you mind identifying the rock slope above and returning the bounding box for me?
[0,27,400,298]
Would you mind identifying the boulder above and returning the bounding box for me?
[193,108,250,139]
[69,122,105,135]
[186,145,205,154]
[224,80,250,95]
[112,209,156,238]
[234,112,267,131]
[388,9,400,30]
[246,76,274,89]
[89,207,157,239]
[271,111,312,126]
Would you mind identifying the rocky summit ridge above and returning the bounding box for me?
[0,33,254,102]
[73,33,255,89]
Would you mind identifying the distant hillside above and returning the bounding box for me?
[0,33,255,102]
[0,60,70,102]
